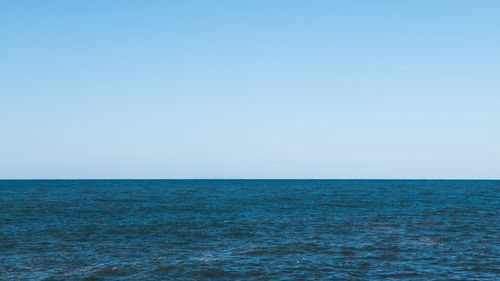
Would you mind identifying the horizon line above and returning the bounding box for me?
[1,178,499,181]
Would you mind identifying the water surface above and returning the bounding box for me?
[0,180,498,280]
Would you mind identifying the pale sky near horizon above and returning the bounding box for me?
[1,0,499,179]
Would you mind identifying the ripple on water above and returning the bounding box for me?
[0,180,498,280]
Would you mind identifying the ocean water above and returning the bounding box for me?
[0,180,498,280]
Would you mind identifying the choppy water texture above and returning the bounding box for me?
[0,180,499,280]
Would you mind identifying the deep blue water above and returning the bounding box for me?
[0,180,498,280]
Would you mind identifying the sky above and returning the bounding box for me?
[1,0,499,179]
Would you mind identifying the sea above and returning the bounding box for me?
[0,180,498,280]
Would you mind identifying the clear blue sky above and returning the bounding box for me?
[1,0,499,179]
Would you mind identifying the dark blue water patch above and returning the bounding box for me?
[0,180,499,280]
